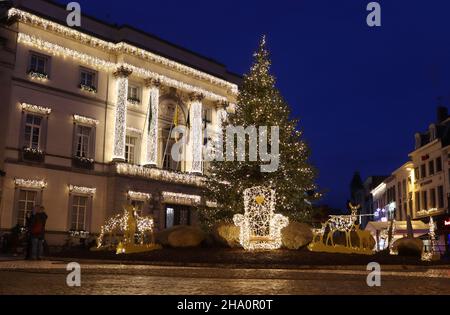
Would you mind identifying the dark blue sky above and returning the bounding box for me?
[58,0,450,209]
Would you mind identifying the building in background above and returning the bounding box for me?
[367,106,450,254]
[0,0,240,245]
[409,106,450,253]
[350,172,387,228]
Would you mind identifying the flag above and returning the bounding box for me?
[173,105,179,127]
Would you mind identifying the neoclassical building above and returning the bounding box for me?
[0,0,240,244]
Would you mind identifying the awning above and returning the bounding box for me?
[365,221,429,238]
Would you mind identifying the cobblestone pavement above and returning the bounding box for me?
[0,260,449,295]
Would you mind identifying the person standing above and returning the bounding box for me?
[30,206,48,260]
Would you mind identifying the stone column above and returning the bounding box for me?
[112,66,132,161]
[144,79,161,167]
[189,93,204,174]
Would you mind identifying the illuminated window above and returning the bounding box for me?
[128,84,141,104]
[166,207,174,228]
[80,68,97,89]
[29,53,49,75]
[430,188,436,209]
[17,190,37,227]
[24,114,42,149]
[125,136,137,164]
[75,126,92,158]
[71,195,88,231]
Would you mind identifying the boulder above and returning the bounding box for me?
[167,226,206,248]
[155,225,185,246]
[212,222,241,248]
[393,237,423,257]
[281,221,313,250]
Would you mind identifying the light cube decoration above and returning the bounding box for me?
[234,186,289,250]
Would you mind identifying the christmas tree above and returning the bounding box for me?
[200,36,318,227]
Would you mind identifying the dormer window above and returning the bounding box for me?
[415,133,422,149]
[429,124,437,141]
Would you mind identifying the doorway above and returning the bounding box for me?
[165,204,191,228]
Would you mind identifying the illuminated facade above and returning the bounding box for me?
[0,1,239,244]
[369,107,450,254]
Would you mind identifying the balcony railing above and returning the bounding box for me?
[22,147,45,163]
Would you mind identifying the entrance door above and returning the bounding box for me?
[165,204,191,228]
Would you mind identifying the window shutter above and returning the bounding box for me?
[72,124,78,157]
[41,116,49,152]
[90,126,96,160]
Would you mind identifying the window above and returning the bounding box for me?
[17,190,37,227]
[75,126,92,158]
[420,164,427,178]
[29,53,48,75]
[125,136,137,164]
[131,200,145,217]
[436,157,442,172]
[430,188,436,209]
[438,186,444,209]
[165,205,190,228]
[414,168,419,180]
[429,160,435,176]
[24,114,42,150]
[80,69,96,88]
[71,195,88,231]
[202,108,213,130]
[415,192,420,212]
[128,85,141,104]
[421,191,428,210]
[402,179,407,198]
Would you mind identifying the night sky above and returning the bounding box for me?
[56,0,450,209]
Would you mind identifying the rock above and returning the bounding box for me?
[393,237,423,257]
[212,222,241,248]
[281,221,313,250]
[167,226,206,248]
[155,225,185,246]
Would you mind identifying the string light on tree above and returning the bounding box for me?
[200,36,319,227]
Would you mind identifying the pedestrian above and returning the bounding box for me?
[30,206,48,260]
[25,206,37,260]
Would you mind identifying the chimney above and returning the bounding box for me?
[437,106,448,123]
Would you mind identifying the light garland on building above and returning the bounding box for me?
[20,102,52,115]
[115,163,205,187]
[233,186,288,251]
[17,33,232,103]
[14,178,47,189]
[161,191,201,206]
[112,73,130,160]
[73,114,99,126]
[145,83,160,166]
[190,95,203,174]
[128,191,152,201]
[69,185,96,195]
[9,8,238,94]
[18,33,114,70]
[126,127,142,136]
